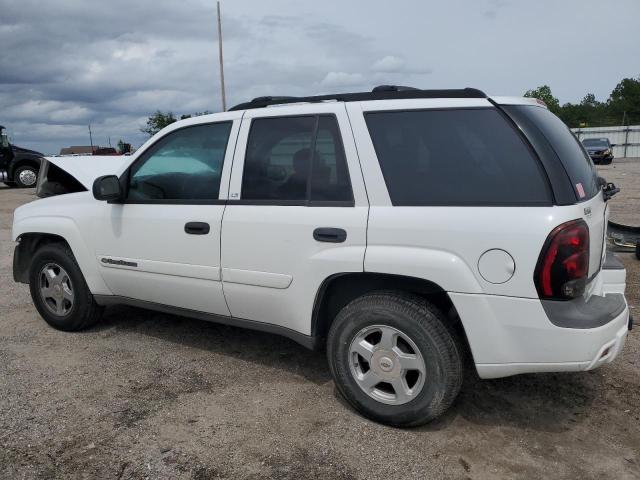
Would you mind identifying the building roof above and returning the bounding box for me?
[59,146,96,155]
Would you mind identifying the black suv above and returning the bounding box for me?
[582,137,615,165]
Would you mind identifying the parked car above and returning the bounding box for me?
[582,137,615,165]
[12,86,631,426]
[0,125,44,187]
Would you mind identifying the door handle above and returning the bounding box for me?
[313,227,347,243]
[184,222,210,235]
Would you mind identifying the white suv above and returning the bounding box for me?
[12,86,631,426]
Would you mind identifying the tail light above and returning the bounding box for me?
[534,219,589,300]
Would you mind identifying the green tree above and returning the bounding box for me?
[608,76,640,124]
[580,93,600,107]
[524,85,561,114]
[141,111,177,136]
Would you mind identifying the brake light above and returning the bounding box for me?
[534,219,590,300]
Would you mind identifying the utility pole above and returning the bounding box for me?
[216,1,227,111]
[88,124,94,152]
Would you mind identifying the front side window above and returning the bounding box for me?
[365,108,552,206]
[128,122,232,201]
[241,115,353,203]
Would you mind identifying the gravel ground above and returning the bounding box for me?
[0,160,638,480]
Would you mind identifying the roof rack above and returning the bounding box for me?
[229,86,487,111]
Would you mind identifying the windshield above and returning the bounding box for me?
[582,138,608,148]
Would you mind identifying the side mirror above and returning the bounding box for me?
[610,143,617,147]
[93,175,123,202]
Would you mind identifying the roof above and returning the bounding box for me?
[230,85,487,111]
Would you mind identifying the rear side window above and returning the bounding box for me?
[242,115,353,204]
[365,108,551,206]
[504,105,599,201]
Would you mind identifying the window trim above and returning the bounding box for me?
[364,107,555,207]
[122,121,234,205]
[235,113,355,207]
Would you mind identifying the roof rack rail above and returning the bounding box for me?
[229,86,487,111]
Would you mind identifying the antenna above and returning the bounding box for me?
[88,124,94,152]
[216,1,227,111]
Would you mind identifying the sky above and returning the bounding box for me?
[1,0,639,154]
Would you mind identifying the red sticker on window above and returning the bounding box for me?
[576,183,585,198]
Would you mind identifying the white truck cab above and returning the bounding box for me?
[12,86,631,426]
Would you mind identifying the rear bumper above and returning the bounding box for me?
[451,255,629,379]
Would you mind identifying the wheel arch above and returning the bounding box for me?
[12,219,111,295]
[9,156,41,177]
[311,272,474,361]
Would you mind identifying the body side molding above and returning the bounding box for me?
[93,295,320,350]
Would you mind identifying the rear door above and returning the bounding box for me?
[220,103,368,335]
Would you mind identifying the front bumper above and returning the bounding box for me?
[589,153,614,163]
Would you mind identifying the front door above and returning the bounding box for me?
[220,104,369,335]
[91,118,240,316]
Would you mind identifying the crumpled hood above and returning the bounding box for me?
[46,155,130,189]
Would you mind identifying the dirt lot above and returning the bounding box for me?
[1,160,638,480]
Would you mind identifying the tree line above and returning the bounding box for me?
[524,76,640,128]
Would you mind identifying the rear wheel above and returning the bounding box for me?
[29,243,103,331]
[327,291,463,427]
[14,165,38,188]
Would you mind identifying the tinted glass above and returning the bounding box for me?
[365,108,551,206]
[242,116,315,201]
[582,138,608,148]
[129,123,232,201]
[310,116,353,202]
[242,115,353,203]
[506,106,599,201]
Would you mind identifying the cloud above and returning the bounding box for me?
[483,0,510,19]
[372,55,406,73]
[371,55,433,75]
[320,72,366,88]
[0,0,637,154]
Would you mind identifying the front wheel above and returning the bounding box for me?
[14,165,38,187]
[29,243,103,331]
[327,291,463,427]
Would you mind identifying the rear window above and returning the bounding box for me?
[364,108,551,206]
[504,105,599,201]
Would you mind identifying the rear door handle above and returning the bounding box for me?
[184,222,210,235]
[313,227,347,243]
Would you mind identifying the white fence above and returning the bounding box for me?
[572,125,640,158]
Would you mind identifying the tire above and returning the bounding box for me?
[29,242,103,331]
[602,158,613,165]
[327,291,463,427]
[635,242,640,261]
[14,165,38,188]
